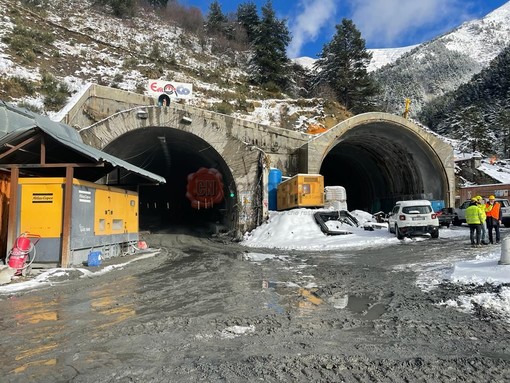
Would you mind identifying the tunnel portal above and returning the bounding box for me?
[319,123,448,213]
[72,91,454,235]
[103,127,237,235]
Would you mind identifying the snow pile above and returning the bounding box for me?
[241,208,464,251]
[439,252,510,322]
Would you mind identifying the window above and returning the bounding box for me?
[402,205,432,214]
[112,219,123,230]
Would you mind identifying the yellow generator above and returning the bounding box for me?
[16,177,139,265]
[277,174,324,211]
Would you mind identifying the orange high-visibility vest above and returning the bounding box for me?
[486,202,501,220]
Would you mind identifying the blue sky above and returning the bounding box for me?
[179,0,508,58]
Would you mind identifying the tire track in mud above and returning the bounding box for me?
[89,234,510,382]
[2,233,510,382]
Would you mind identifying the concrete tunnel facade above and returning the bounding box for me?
[303,113,455,214]
[71,86,455,238]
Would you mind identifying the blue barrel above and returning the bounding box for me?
[87,251,102,267]
[268,168,282,210]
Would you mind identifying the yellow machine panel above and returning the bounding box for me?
[94,187,138,235]
[19,179,63,237]
[277,174,324,211]
[125,193,139,234]
[17,177,140,265]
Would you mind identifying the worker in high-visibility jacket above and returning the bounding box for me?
[485,195,502,244]
[475,196,489,245]
[465,199,484,247]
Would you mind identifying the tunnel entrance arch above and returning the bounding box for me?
[103,127,238,234]
[305,113,455,213]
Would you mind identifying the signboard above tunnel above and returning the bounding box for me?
[147,80,193,106]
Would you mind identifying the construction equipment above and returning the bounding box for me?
[277,174,324,211]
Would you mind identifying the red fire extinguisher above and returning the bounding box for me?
[6,233,39,276]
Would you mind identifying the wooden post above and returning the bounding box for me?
[61,166,74,267]
[6,166,19,256]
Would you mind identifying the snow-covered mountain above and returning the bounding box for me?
[2,0,509,137]
[294,2,510,117]
[367,45,419,72]
[442,2,510,66]
[372,1,510,116]
[292,44,418,72]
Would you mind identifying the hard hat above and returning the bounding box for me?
[475,195,482,200]
[489,195,496,200]
[471,197,478,202]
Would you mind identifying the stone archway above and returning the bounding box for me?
[79,106,262,237]
[303,113,455,213]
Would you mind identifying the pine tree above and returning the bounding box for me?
[497,108,510,158]
[108,0,136,18]
[237,2,259,43]
[205,0,228,36]
[457,106,491,154]
[248,1,291,90]
[312,18,378,114]
[147,0,169,7]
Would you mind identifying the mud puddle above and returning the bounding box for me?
[1,235,510,382]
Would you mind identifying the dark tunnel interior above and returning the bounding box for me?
[320,124,447,214]
[103,127,237,235]
[98,122,447,234]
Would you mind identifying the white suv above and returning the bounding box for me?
[388,200,439,239]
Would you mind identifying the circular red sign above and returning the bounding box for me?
[186,168,224,209]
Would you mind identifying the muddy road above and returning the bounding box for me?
[1,234,510,382]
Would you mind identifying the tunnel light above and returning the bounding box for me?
[180,116,192,124]
[136,110,148,119]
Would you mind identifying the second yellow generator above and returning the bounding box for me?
[277,174,324,211]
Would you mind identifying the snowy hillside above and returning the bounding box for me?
[0,0,353,132]
[442,1,510,66]
[367,45,419,72]
[373,1,510,116]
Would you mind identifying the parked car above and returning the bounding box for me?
[453,198,510,226]
[436,207,455,227]
[388,200,439,239]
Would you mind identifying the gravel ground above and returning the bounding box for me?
[1,233,509,382]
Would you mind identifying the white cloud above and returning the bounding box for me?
[348,0,469,47]
[287,0,337,58]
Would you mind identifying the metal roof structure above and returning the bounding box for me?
[0,101,166,184]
